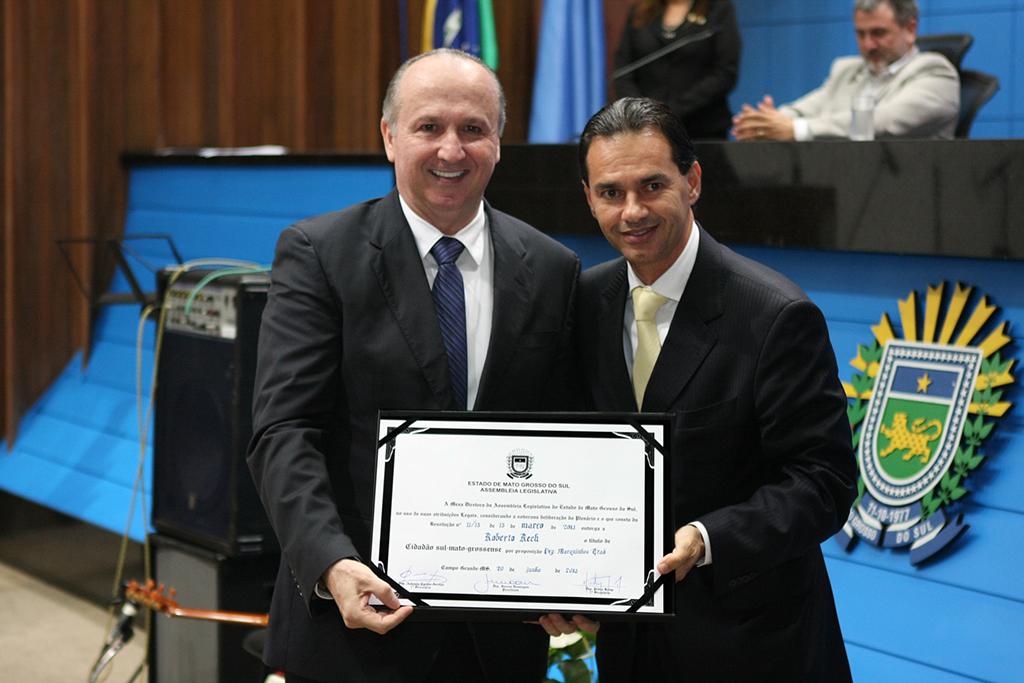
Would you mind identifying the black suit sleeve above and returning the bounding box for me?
[247,225,357,611]
[542,257,584,411]
[698,299,857,592]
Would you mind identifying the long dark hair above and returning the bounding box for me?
[632,0,710,28]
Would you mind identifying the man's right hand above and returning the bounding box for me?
[323,558,413,634]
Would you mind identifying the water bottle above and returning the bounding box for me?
[850,93,875,141]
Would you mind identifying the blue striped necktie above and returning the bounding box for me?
[430,237,468,410]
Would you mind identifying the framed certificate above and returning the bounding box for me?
[370,412,673,621]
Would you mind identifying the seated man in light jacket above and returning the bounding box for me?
[732,0,959,140]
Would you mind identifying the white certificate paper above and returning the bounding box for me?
[371,413,672,620]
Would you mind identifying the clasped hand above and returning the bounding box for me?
[731,95,796,141]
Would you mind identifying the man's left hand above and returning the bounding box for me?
[657,524,706,582]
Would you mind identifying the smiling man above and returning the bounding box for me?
[541,97,858,681]
[248,49,579,683]
[732,0,959,140]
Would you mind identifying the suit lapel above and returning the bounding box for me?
[595,261,637,412]
[642,231,723,411]
[475,208,530,408]
[368,191,451,407]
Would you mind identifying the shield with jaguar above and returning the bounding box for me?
[858,341,982,507]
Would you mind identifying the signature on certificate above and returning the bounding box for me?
[575,571,623,595]
[399,567,448,588]
[474,573,540,594]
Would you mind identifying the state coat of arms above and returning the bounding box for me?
[837,283,1015,565]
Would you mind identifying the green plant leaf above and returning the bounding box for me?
[852,373,875,395]
[921,491,935,518]
[847,400,868,426]
[558,659,594,683]
[565,638,590,659]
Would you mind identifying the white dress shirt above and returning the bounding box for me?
[622,223,712,566]
[400,195,494,410]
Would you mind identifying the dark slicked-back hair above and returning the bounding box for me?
[578,97,696,184]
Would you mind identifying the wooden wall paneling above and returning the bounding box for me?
[301,0,338,150]
[223,0,305,148]
[2,0,14,442]
[68,0,95,362]
[405,0,426,59]
[124,1,161,149]
[2,1,76,444]
[492,2,541,143]
[89,1,151,335]
[329,0,395,152]
[22,1,73,392]
[160,0,218,147]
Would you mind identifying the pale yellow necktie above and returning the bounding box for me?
[632,286,669,409]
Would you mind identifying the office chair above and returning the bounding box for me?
[956,70,1000,138]
[916,33,973,70]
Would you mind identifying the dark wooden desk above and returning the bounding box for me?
[487,140,1024,261]
[126,139,1024,261]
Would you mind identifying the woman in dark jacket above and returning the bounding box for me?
[614,0,741,139]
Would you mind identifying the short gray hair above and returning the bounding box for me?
[381,48,506,136]
[854,0,918,25]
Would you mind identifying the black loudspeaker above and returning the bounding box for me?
[148,533,278,683]
[153,268,277,556]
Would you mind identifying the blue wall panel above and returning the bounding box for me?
[828,556,1023,682]
[845,643,981,683]
[926,10,1014,118]
[732,0,1024,137]
[1015,9,1024,119]
[0,162,395,544]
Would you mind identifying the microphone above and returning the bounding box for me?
[88,598,139,683]
[109,598,139,644]
[612,28,718,80]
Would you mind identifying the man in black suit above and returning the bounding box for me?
[247,49,579,683]
[539,97,857,680]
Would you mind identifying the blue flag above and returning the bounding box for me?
[432,0,481,56]
[528,0,606,143]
